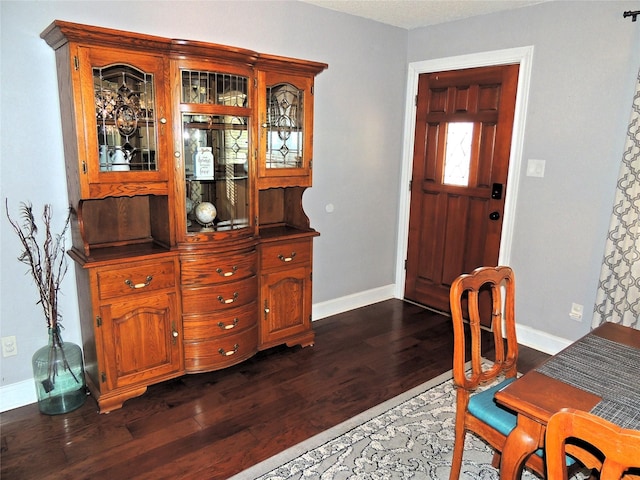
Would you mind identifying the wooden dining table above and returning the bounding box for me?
[494,322,640,480]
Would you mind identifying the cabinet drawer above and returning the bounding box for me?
[260,239,311,271]
[184,325,258,372]
[182,275,257,314]
[182,301,257,341]
[181,250,258,286]
[97,260,176,300]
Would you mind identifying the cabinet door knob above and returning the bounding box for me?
[171,322,179,345]
[160,117,167,124]
[174,151,181,158]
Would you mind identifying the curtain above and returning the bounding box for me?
[592,67,640,330]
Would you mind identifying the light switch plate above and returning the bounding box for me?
[526,159,546,178]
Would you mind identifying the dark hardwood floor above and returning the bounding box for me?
[1,299,549,480]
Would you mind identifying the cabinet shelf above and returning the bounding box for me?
[186,175,248,182]
[259,224,318,241]
[69,242,173,267]
[182,121,249,130]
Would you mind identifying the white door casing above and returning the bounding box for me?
[394,46,535,298]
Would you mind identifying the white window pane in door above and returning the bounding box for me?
[443,122,474,186]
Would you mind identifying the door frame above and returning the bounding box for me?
[394,46,535,299]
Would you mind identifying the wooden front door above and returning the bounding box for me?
[404,64,519,313]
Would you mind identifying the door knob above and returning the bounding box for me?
[489,211,500,221]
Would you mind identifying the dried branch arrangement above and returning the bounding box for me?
[5,199,77,391]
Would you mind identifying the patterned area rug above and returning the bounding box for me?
[231,369,588,479]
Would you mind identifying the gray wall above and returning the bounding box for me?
[408,1,640,341]
[1,0,639,406]
[0,1,407,396]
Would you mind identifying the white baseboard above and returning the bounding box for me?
[312,284,396,320]
[0,286,571,413]
[515,323,572,355]
[0,379,36,413]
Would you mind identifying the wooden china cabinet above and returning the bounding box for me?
[41,20,326,412]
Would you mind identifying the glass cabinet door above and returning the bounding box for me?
[265,82,304,169]
[78,46,168,193]
[179,67,252,236]
[94,63,158,172]
[183,114,249,233]
[258,72,314,188]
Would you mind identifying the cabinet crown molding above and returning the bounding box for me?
[41,20,328,74]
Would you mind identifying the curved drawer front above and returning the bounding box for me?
[97,260,176,300]
[260,239,311,271]
[184,326,258,372]
[181,250,257,286]
[182,301,257,341]
[182,275,257,314]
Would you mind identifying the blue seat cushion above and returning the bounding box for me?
[467,377,575,466]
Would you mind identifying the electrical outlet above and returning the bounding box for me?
[1,336,18,357]
[569,303,584,321]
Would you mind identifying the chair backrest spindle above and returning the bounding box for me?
[546,409,640,480]
[450,266,518,391]
[448,266,546,480]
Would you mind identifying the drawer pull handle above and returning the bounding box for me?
[217,292,239,304]
[124,275,153,289]
[218,318,239,330]
[216,266,238,277]
[218,344,239,356]
[278,252,297,262]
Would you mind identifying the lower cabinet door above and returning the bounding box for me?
[260,264,313,348]
[98,291,182,390]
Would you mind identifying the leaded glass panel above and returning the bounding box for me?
[94,64,157,172]
[266,83,303,169]
[181,70,248,107]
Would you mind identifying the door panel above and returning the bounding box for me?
[405,64,519,316]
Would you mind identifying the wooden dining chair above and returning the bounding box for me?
[449,266,546,479]
[546,408,640,480]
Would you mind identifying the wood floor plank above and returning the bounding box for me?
[0,299,549,479]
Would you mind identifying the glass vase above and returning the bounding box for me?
[32,327,86,415]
